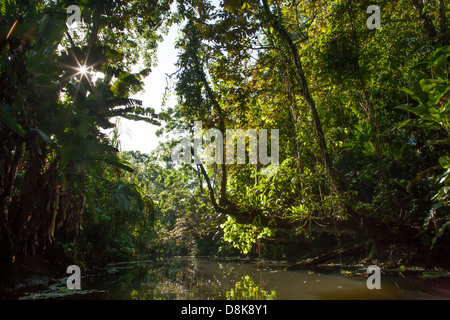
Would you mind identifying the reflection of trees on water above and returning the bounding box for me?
[102,258,278,300]
[217,262,277,300]
[20,258,447,300]
[226,275,276,300]
[122,258,203,300]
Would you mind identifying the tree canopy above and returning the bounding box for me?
[0,0,449,293]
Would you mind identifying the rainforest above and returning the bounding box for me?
[0,0,449,300]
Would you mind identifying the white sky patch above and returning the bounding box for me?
[117,20,181,154]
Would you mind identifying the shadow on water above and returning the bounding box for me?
[18,257,450,300]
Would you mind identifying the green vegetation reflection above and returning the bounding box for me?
[226,275,277,300]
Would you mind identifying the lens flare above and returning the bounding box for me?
[78,65,88,76]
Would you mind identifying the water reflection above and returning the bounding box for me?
[19,257,450,300]
[226,275,276,300]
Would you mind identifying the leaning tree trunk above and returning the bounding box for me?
[261,0,340,195]
[190,50,229,205]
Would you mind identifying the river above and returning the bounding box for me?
[18,256,449,300]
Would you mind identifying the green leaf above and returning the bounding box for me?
[91,156,135,172]
[363,141,376,156]
[396,104,438,123]
[0,106,25,137]
[428,139,450,146]
[439,156,450,169]
[396,118,442,131]
[35,128,52,144]
[419,79,437,93]
[402,84,429,108]
[420,79,449,107]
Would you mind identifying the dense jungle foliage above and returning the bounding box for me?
[0,0,449,292]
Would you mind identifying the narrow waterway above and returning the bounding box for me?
[19,257,449,300]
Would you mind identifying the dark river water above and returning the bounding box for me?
[18,256,449,300]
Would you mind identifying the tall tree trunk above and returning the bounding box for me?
[261,0,340,195]
[278,46,304,180]
[190,48,229,204]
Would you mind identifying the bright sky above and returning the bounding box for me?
[118,22,180,154]
[118,0,221,155]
